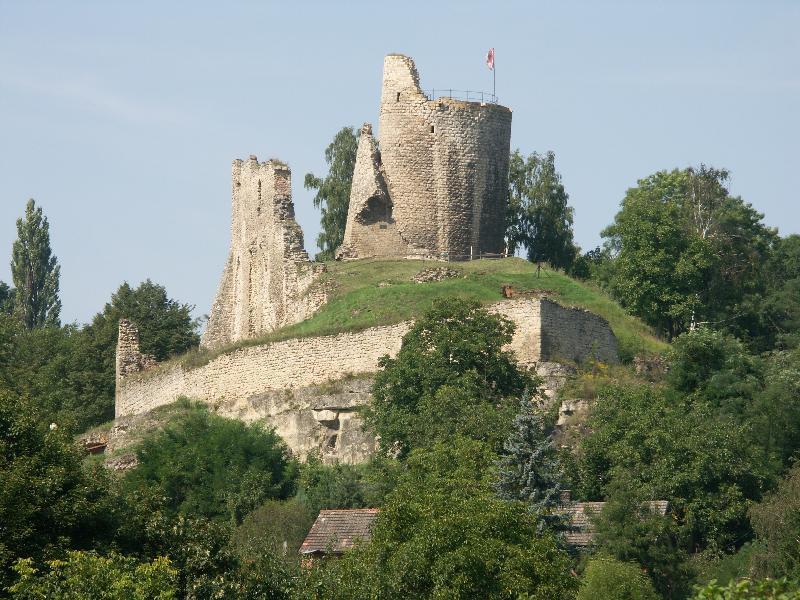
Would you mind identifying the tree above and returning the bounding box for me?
[601,167,775,339]
[0,392,118,590]
[366,298,533,455]
[577,383,769,554]
[0,282,14,316]
[10,199,61,329]
[749,462,800,580]
[495,390,564,531]
[66,280,200,428]
[300,438,577,600]
[9,552,178,600]
[577,554,659,600]
[304,127,358,260]
[507,150,577,270]
[592,476,692,598]
[123,402,298,523]
[692,577,800,599]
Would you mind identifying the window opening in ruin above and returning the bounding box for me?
[396,92,401,102]
[430,125,435,133]
[257,179,262,201]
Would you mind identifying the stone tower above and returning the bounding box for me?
[338,54,513,260]
[201,157,325,349]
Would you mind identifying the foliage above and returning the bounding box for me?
[295,453,396,516]
[9,551,177,599]
[124,403,297,523]
[507,150,577,269]
[592,476,692,598]
[667,328,763,415]
[304,126,358,260]
[0,282,13,315]
[495,390,564,531]
[10,199,62,329]
[299,437,577,599]
[366,298,532,454]
[692,577,800,599]
[0,392,117,590]
[602,166,775,339]
[577,554,659,600]
[577,383,769,553]
[230,498,314,560]
[749,462,800,580]
[749,349,800,470]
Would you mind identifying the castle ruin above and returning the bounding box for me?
[339,54,512,260]
[201,158,326,349]
[111,53,622,464]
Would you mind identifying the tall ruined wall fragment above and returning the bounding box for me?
[342,54,512,260]
[338,124,411,259]
[201,157,326,349]
[115,319,157,405]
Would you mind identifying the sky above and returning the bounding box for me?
[1,1,798,325]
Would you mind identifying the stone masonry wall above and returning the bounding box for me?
[338,124,411,259]
[539,298,619,364]
[377,54,512,259]
[201,157,326,349]
[117,298,617,461]
[115,319,157,406]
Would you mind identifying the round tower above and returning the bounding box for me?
[378,54,512,259]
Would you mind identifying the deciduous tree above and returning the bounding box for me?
[507,150,577,270]
[304,127,358,260]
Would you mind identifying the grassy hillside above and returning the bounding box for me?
[181,258,665,369]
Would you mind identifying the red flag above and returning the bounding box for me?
[485,47,495,70]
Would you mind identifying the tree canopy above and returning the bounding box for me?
[10,199,61,329]
[507,150,577,270]
[601,166,775,339]
[304,126,358,260]
[366,298,533,455]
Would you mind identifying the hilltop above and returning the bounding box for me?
[181,257,665,370]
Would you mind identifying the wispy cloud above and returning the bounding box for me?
[0,68,190,125]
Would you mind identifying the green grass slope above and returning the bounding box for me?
[181,258,665,369]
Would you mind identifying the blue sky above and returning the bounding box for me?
[1,1,797,324]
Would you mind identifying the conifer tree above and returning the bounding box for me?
[496,390,564,531]
[11,199,61,329]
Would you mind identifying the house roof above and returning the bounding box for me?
[299,509,380,555]
[558,500,669,548]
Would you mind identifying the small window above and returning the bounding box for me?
[257,179,262,201]
[430,125,435,133]
[396,92,401,102]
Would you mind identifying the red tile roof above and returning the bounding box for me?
[300,509,380,555]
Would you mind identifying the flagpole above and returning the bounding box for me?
[493,61,496,99]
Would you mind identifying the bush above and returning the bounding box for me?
[577,554,659,600]
[9,551,177,599]
[124,403,297,523]
[692,577,800,599]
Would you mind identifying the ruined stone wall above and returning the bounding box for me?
[117,298,618,461]
[201,157,326,349]
[539,298,619,364]
[376,54,512,259]
[338,124,411,260]
[114,319,157,406]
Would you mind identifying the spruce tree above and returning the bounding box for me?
[11,199,61,329]
[496,390,564,531]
